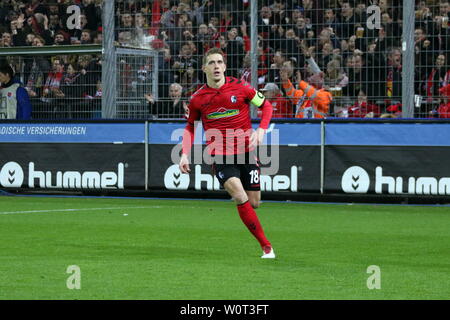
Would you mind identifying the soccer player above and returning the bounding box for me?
[179,48,275,258]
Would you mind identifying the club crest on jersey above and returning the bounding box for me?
[206,108,239,119]
[230,95,237,103]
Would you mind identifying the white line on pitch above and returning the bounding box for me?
[0,206,163,215]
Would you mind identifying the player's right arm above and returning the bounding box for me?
[179,98,200,173]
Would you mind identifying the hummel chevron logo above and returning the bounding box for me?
[173,172,181,187]
[164,165,190,190]
[0,162,24,188]
[352,175,360,190]
[342,166,370,194]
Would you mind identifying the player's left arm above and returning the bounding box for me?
[245,84,273,146]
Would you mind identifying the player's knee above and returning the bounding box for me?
[250,199,260,209]
[234,194,248,204]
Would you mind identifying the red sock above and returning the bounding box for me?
[237,201,271,249]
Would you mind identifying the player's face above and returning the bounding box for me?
[203,53,226,82]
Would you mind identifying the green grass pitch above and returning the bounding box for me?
[0,195,449,300]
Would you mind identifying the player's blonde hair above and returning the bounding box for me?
[202,47,226,66]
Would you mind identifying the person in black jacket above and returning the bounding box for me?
[145,82,187,119]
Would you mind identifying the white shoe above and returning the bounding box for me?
[261,246,276,259]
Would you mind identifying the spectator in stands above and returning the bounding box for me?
[80,29,93,44]
[339,1,357,40]
[172,42,198,84]
[239,52,252,84]
[437,84,450,118]
[77,54,101,98]
[188,1,206,26]
[267,49,287,87]
[280,63,332,119]
[117,31,133,46]
[156,46,176,100]
[54,31,69,45]
[76,54,101,118]
[180,65,201,98]
[25,13,54,45]
[0,64,32,119]
[131,12,150,47]
[25,33,36,46]
[1,32,13,47]
[270,0,289,27]
[258,82,292,118]
[344,52,366,99]
[193,23,210,57]
[430,9,450,54]
[347,89,381,118]
[145,82,187,119]
[258,6,273,38]
[323,58,348,91]
[120,12,134,30]
[324,8,341,37]
[424,54,450,102]
[93,31,103,45]
[293,16,309,41]
[10,14,28,46]
[59,63,81,118]
[39,57,64,118]
[281,27,302,65]
[414,27,433,87]
[318,40,335,71]
[354,1,368,25]
[220,27,244,78]
[48,13,63,35]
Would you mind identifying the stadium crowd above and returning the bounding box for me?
[0,0,449,119]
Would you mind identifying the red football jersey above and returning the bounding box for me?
[186,77,264,155]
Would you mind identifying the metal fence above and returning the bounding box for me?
[0,0,449,119]
[1,52,101,119]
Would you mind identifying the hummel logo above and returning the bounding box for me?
[8,170,15,184]
[341,166,370,194]
[164,164,190,190]
[0,162,24,188]
[173,172,181,187]
[352,175,360,190]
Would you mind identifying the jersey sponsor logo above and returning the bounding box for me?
[206,108,240,119]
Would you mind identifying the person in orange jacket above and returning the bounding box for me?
[280,67,332,118]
